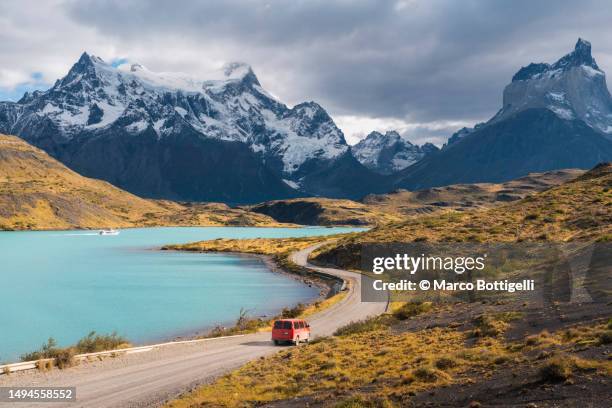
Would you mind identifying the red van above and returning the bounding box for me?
[272,319,310,345]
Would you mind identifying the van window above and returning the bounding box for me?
[283,321,292,329]
[296,321,303,329]
[273,321,283,329]
[299,321,305,329]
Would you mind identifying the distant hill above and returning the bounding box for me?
[0,134,284,230]
[313,162,612,269]
[365,168,584,215]
[250,169,581,226]
[249,197,404,226]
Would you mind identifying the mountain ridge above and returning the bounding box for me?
[0,53,386,203]
[351,130,438,174]
[0,133,289,230]
[395,38,612,190]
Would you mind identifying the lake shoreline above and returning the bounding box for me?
[156,250,331,343]
[1,226,359,363]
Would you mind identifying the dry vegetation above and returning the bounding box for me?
[362,169,583,216]
[166,164,611,408]
[16,332,131,370]
[167,302,611,407]
[249,197,405,226]
[248,170,581,227]
[313,163,612,269]
[163,235,333,255]
[0,134,289,230]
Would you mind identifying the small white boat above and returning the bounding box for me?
[99,229,120,236]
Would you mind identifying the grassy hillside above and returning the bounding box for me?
[165,164,611,408]
[0,134,286,230]
[167,303,611,407]
[248,197,405,226]
[248,170,581,227]
[362,169,583,215]
[313,163,611,269]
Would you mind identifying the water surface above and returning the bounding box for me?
[0,226,361,362]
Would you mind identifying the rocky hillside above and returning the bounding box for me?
[248,197,404,226]
[351,130,438,174]
[394,39,612,190]
[0,134,284,230]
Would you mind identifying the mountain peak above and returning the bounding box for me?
[552,37,598,70]
[575,37,592,57]
[352,130,437,174]
[512,38,600,82]
[222,62,259,86]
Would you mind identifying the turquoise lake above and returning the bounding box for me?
[0,226,361,363]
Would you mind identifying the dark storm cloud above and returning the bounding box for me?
[64,0,612,126]
[3,0,611,143]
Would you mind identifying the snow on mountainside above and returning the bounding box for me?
[351,130,438,174]
[490,38,612,135]
[0,53,347,177]
[395,39,612,191]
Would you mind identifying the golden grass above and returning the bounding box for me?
[166,306,611,408]
[250,197,406,227]
[166,326,510,408]
[163,236,331,255]
[0,134,291,230]
[312,165,612,270]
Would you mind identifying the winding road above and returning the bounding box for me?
[0,243,387,408]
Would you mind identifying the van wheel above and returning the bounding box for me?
[273,340,279,346]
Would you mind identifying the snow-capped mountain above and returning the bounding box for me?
[394,39,612,190]
[0,53,387,202]
[491,38,612,135]
[351,130,438,174]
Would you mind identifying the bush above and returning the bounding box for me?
[598,331,612,345]
[20,338,75,369]
[53,348,75,369]
[20,332,131,370]
[392,302,432,321]
[281,303,306,319]
[539,357,573,382]
[75,331,130,353]
[469,314,508,337]
[334,318,384,336]
[435,357,458,370]
[412,366,443,382]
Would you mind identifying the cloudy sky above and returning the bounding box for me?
[1,0,612,145]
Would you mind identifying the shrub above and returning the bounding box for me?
[598,331,612,345]
[412,366,442,382]
[75,331,130,353]
[393,302,432,321]
[435,357,458,370]
[53,348,75,369]
[539,356,573,382]
[469,314,508,337]
[334,318,384,336]
[281,303,306,318]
